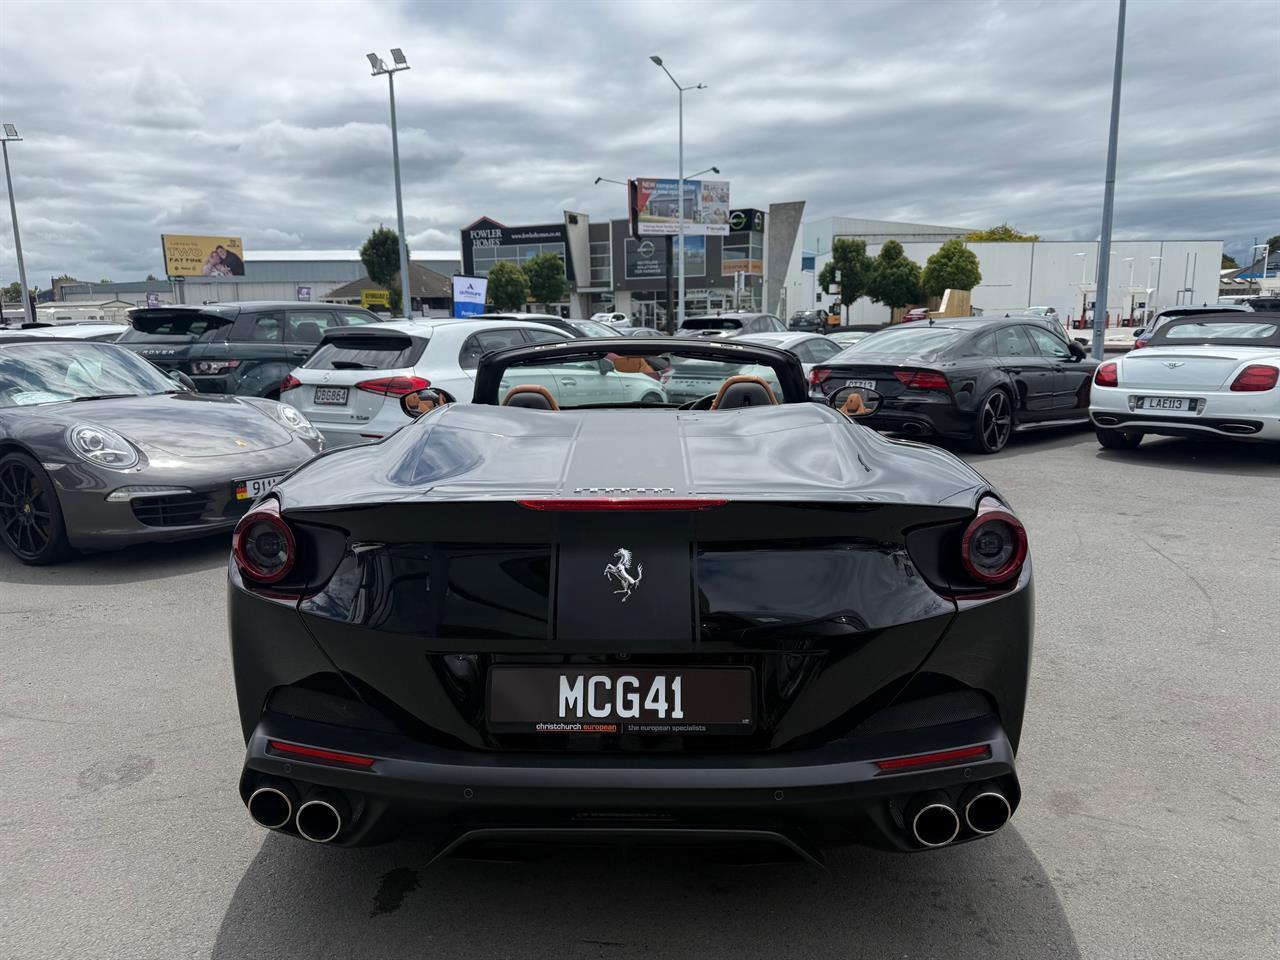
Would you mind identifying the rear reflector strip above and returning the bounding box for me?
[268,740,377,768]
[873,744,991,771]
[517,498,728,511]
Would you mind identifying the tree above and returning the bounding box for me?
[964,223,1040,242]
[486,261,530,311]
[360,226,408,314]
[867,240,923,309]
[98,278,112,284]
[1222,253,1239,270]
[2,281,21,303]
[817,238,872,320]
[522,252,567,307]
[922,238,982,297]
[1266,235,1280,256]
[145,274,159,282]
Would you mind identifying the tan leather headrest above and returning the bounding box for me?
[839,392,868,416]
[711,374,778,410]
[502,384,559,410]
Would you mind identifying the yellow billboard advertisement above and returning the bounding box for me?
[161,234,246,278]
[361,288,391,309]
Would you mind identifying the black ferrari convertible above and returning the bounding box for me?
[230,338,1032,861]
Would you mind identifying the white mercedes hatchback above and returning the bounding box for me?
[1089,313,1280,449]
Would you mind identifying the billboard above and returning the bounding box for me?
[721,255,763,278]
[624,236,706,280]
[160,234,245,278]
[452,275,488,317]
[631,178,730,236]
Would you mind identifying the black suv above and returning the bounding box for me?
[117,302,382,398]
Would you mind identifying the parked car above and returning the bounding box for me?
[810,317,1098,453]
[590,311,631,327]
[787,310,828,332]
[1090,312,1280,448]
[115,302,383,398]
[0,337,323,564]
[281,318,666,446]
[616,326,669,338]
[902,307,931,323]
[1134,303,1251,349]
[231,336,1031,855]
[0,322,127,343]
[471,312,619,339]
[675,312,787,339]
[828,325,885,349]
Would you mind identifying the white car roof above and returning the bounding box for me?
[329,317,566,338]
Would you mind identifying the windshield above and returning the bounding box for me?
[569,318,618,338]
[0,342,178,408]
[680,317,743,331]
[841,326,963,355]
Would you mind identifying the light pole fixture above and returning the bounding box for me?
[650,55,706,325]
[1,123,33,326]
[594,176,626,186]
[367,50,413,317]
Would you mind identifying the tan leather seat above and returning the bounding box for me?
[711,375,778,410]
[502,384,559,410]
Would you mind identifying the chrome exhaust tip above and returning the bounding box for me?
[295,793,347,844]
[247,784,295,830]
[962,786,1012,835]
[906,792,961,848]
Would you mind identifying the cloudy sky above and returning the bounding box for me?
[1,0,1277,284]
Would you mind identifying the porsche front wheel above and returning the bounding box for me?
[0,452,72,565]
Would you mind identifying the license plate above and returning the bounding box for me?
[234,474,286,501]
[1137,396,1190,411]
[844,379,875,390]
[313,386,349,405]
[487,667,754,735]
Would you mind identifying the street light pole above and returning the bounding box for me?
[1,125,33,326]
[1091,0,1127,360]
[368,51,413,317]
[1250,243,1268,294]
[650,56,705,326]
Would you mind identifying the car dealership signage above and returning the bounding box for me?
[452,275,488,317]
[461,217,576,281]
[630,178,731,237]
[624,236,706,280]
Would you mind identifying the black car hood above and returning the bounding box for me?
[17,393,293,459]
[279,403,987,509]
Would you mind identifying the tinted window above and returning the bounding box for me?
[524,329,567,345]
[118,312,230,342]
[765,315,787,332]
[286,310,339,343]
[1024,325,1070,359]
[993,325,1032,357]
[1159,321,1278,341]
[846,327,963,355]
[458,328,529,370]
[806,338,842,361]
[304,335,427,370]
[237,312,284,342]
[680,317,743,331]
[569,319,617,338]
[338,310,380,326]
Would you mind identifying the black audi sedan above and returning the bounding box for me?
[230,338,1032,861]
[810,317,1099,452]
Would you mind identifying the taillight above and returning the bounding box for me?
[356,376,431,396]
[1229,364,1278,392]
[279,373,301,393]
[894,369,949,390]
[232,498,295,584]
[1132,340,1146,350]
[809,367,832,386]
[961,499,1028,586]
[1094,362,1118,387]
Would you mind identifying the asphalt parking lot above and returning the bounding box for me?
[3,427,1277,960]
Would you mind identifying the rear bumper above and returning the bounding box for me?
[1090,388,1280,440]
[240,707,1020,853]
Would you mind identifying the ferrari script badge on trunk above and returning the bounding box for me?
[604,547,643,602]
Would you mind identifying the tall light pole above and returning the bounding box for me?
[1146,255,1162,319]
[1250,243,1269,294]
[650,55,705,326]
[2,124,33,326]
[1091,0,1127,359]
[368,50,413,317]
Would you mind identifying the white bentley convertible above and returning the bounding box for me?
[1089,312,1279,449]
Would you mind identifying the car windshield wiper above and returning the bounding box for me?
[329,361,376,370]
[69,393,139,402]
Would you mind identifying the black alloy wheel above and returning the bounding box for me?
[1095,427,1144,450]
[640,392,665,404]
[0,452,71,565]
[971,389,1013,454]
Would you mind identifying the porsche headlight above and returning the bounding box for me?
[67,424,140,470]
[269,402,322,441]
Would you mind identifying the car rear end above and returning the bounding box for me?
[116,307,235,389]
[676,317,745,339]
[230,467,1031,856]
[810,358,966,438]
[280,327,431,447]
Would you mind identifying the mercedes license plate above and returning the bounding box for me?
[487,666,754,735]
[234,474,286,501]
[1137,396,1190,411]
[844,379,875,390]
[313,386,349,405]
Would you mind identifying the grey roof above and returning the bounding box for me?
[325,262,453,300]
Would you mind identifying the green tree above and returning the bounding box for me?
[867,240,923,309]
[1266,235,1280,256]
[964,223,1040,242]
[486,261,530,311]
[98,278,112,284]
[2,281,21,303]
[922,238,982,297]
[817,238,872,320]
[360,226,408,314]
[522,252,567,306]
[145,274,159,282]
[1222,253,1239,270]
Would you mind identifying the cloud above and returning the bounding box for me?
[0,0,1276,282]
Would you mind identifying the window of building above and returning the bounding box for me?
[589,240,611,286]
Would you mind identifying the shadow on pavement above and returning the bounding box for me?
[212,828,1079,959]
[0,531,230,586]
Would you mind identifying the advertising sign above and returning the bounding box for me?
[721,255,763,278]
[361,289,391,310]
[728,209,765,233]
[631,178,730,236]
[145,292,160,309]
[624,236,706,280]
[460,218,575,281]
[296,286,312,302]
[452,275,489,317]
[160,234,245,278]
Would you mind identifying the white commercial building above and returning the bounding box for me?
[783,216,1223,327]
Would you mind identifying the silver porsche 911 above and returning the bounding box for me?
[0,337,325,564]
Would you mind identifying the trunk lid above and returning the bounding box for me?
[116,309,232,370]
[1120,347,1267,391]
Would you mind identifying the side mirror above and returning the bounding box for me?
[1133,328,1145,338]
[400,388,448,418]
[168,370,197,392]
[1068,341,1087,360]
[829,386,882,418]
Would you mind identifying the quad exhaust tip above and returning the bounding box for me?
[247,785,294,830]
[295,795,345,843]
[962,786,1012,835]
[907,792,961,848]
